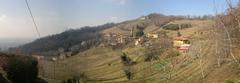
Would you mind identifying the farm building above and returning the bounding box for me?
[179,44,191,52]
[138,16,148,20]
[32,55,44,60]
[103,33,132,45]
[146,32,158,38]
[116,34,129,44]
[59,53,66,60]
[135,37,146,46]
[173,37,191,52]
[66,52,72,57]
[173,37,190,47]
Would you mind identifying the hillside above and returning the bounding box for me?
[102,13,178,35]
[36,19,240,83]
[12,23,115,56]
[9,13,240,83]
[13,13,179,56]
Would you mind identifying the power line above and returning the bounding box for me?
[25,0,41,38]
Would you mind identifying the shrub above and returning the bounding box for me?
[124,67,133,80]
[215,4,240,48]
[181,23,192,29]
[133,26,145,38]
[163,49,181,59]
[225,80,234,83]
[61,78,80,83]
[121,53,132,65]
[163,24,179,30]
[144,49,160,61]
[0,73,8,83]
[5,56,39,83]
[162,23,192,30]
[61,73,87,83]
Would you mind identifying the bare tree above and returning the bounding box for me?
[213,0,239,63]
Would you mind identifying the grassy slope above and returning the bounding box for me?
[101,19,162,35]
[41,19,240,83]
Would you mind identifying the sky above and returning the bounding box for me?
[0,0,238,39]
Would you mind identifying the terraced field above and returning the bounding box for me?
[39,20,240,83]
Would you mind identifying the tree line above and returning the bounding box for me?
[8,23,115,56]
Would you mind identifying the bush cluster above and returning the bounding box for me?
[163,23,192,30]
[3,56,46,83]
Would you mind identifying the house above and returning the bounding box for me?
[173,37,191,52]
[135,40,140,46]
[139,16,147,20]
[66,52,72,57]
[146,32,158,38]
[32,55,44,60]
[135,37,145,46]
[116,34,129,44]
[103,33,117,45]
[59,53,66,60]
[179,44,191,52]
[173,37,190,47]
[103,33,131,46]
[81,41,87,46]
[52,57,57,61]
[58,48,65,53]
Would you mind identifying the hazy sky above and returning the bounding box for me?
[0,0,238,39]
